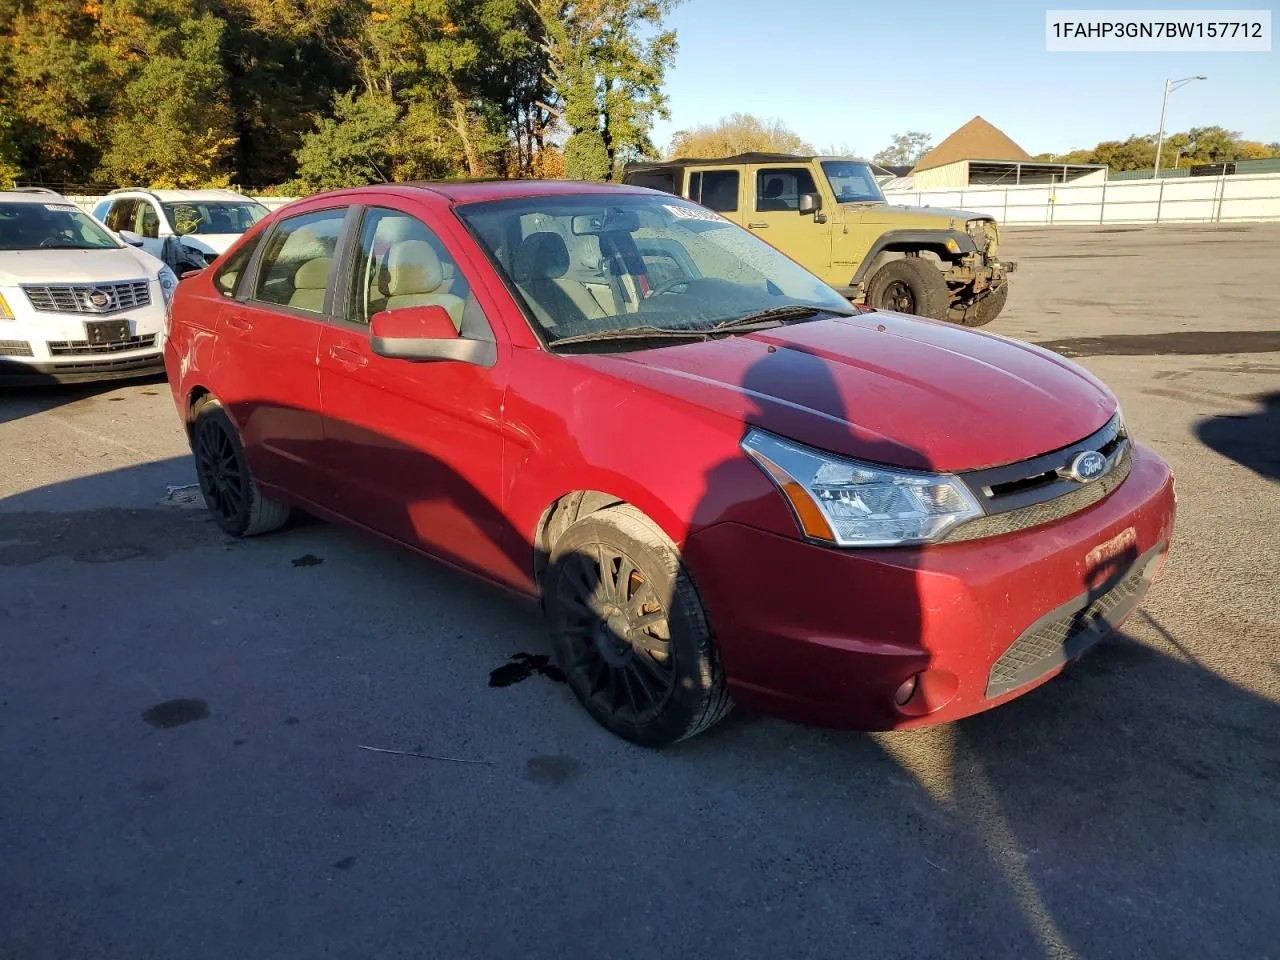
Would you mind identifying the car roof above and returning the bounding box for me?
[108,188,259,203]
[322,179,656,205]
[0,191,75,205]
[623,153,878,170]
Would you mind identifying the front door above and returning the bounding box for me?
[315,201,519,585]
[210,205,350,503]
[745,165,831,276]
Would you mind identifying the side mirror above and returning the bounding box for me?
[118,230,145,247]
[798,193,822,215]
[370,304,489,364]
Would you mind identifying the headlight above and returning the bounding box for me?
[741,429,982,547]
[157,266,178,306]
[0,291,13,319]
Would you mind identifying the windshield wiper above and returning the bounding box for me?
[547,325,711,348]
[713,305,853,330]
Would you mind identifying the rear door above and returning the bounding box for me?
[314,198,521,584]
[210,204,353,504]
[682,167,744,226]
[745,164,831,275]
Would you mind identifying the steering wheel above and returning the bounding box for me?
[38,236,65,248]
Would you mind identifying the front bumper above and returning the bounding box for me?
[683,442,1175,730]
[0,298,167,385]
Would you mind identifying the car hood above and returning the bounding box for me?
[574,311,1116,473]
[179,234,241,256]
[0,247,161,286]
[849,204,989,228]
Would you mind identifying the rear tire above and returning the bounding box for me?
[865,257,950,321]
[190,395,291,538]
[948,283,1008,327]
[544,505,732,747]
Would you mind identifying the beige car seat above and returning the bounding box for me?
[512,232,607,328]
[288,258,332,313]
[381,239,465,329]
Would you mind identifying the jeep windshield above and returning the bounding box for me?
[0,201,121,251]
[820,161,886,204]
[162,201,268,236]
[457,193,853,350]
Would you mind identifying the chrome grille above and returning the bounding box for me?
[23,280,151,315]
[47,334,157,357]
[0,339,34,357]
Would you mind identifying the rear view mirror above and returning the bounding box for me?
[571,209,641,234]
[370,305,492,365]
[118,230,145,247]
[798,193,822,215]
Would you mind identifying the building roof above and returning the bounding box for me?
[911,117,1032,174]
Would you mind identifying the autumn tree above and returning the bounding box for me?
[668,113,812,159]
[533,0,679,181]
[872,131,932,167]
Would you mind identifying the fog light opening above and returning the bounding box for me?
[894,675,919,706]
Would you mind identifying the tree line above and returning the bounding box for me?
[1034,127,1280,170]
[0,0,679,192]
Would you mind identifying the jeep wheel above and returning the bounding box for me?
[865,258,949,321]
[948,283,1008,327]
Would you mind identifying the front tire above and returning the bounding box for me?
[865,257,950,321]
[948,283,1008,327]
[544,505,732,747]
[190,396,291,538]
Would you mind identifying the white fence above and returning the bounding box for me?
[884,172,1280,226]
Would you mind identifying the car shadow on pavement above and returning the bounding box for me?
[0,371,167,425]
[1195,391,1280,482]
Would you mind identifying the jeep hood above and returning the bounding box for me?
[850,204,991,229]
[577,311,1115,473]
[0,247,160,286]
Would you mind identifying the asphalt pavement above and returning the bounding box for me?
[1,223,1278,959]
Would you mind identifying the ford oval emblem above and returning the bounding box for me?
[1066,450,1107,483]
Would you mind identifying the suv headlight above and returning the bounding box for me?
[742,429,982,547]
[157,265,178,307]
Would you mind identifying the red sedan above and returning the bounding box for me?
[164,180,1176,746]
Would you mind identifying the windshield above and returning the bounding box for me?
[820,161,886,204]
[162,201,268,236]
[457,194,851,348]
[0,201,121,251]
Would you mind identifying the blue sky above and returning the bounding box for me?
[649,1,1280,157]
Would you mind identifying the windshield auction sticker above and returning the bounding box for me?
[663,204,727,223]
[1046,9,1271,51]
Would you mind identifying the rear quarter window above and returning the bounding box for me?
[213,237,260,298]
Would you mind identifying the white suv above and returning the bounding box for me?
[0,191,177,385]
[92,188,269,267]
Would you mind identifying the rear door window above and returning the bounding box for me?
[686,170,740,213]
[252,208,348,313]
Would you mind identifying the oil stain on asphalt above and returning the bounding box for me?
[489,653,566,687]
[141,698,210,728]
[1035,329,1280,358]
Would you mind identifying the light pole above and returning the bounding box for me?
[1154,75,1206,177]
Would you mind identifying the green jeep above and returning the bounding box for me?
[622,153,1015,326]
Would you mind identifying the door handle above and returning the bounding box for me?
[328,344,368,369]
[224,312,253,332]
[748,222,769,229]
